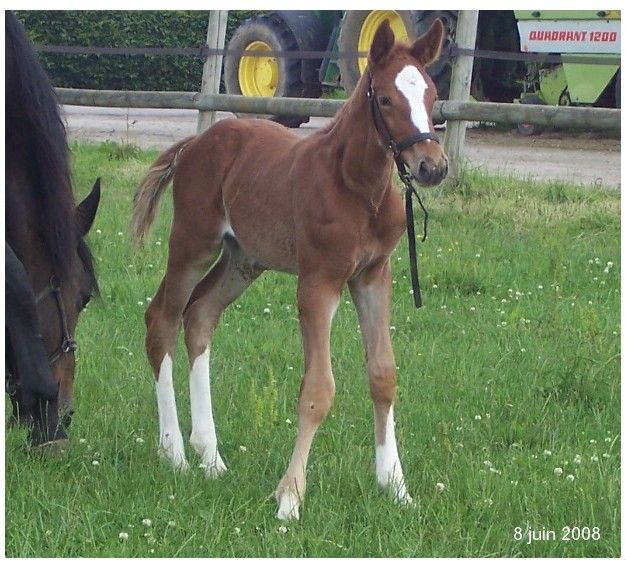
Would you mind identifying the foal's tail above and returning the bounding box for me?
[131,136,195,245]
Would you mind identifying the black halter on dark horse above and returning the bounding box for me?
[5,11,101,448]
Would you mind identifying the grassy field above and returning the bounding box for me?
[5,141,620,557]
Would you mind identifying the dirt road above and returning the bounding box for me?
[62,105,621,189]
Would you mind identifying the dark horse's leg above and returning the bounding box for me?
[5,243,66,446]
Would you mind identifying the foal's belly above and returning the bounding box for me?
[221,142,299,274]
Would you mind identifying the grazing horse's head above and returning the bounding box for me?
[44,181,101,426]
[367,18,448,186]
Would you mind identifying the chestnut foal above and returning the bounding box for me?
[132,19,447,520]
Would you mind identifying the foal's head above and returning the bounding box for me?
[367,19,448,186]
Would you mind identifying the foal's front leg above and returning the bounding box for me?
[275,275,340,520]
[349,260,412,505]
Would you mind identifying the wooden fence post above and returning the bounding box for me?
[443,10,479,182]
[197,10,229,132]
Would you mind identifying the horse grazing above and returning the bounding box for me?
[5,12,100,447]
[132,19,447,519]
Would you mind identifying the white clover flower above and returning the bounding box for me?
[234,527,241,534]
[142,519,152,527]
[483,460,493,468]
[589,439,597,444]
[543,449,552,456]
[590,455,599,462]
[167,520,176,527]
[435,482,446,492]
[168,494,175,500]
[137,301,144,306]
[79,438,87,444]
[263,307,270,314]
[554,467,563,477]
[470,306,476,311]
[92,460,100,466]
[278,526,288,534]
[285,418,292,425]
[566,474,575,482]
[135,437,144,444]
[119,532,129,542]
[239,445,247,452]
[474,415,482,421]
[573,454,582,465]
[602,453,610,459]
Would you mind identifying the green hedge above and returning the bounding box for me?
[14,11,256,91]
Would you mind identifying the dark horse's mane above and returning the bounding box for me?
[5,12,95,289]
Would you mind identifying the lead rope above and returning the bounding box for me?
[395,158,428,308]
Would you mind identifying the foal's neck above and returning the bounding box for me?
[329,77,395,210]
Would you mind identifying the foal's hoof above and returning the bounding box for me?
[158,444,189,471]
[395,491,414,506]
[275,489,301,521]
[30,438,69,456]
[200,456,227,479]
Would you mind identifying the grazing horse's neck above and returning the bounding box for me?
[327,75,395,210]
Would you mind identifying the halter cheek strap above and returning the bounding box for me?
[35,276,78,365]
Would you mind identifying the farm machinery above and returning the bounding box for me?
[224,10,621,126]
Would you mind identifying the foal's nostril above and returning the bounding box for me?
[418,161,430,179]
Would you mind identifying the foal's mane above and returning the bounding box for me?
[5,12,85,284]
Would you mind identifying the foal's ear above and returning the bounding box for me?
[369,19,395,66]
[76,178,101,237]
[410,18,444,67]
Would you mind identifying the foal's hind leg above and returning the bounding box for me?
[183,237,264,477]
[349,260,412,505]
[145,225,220,469]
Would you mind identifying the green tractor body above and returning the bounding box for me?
[515,10,620,107]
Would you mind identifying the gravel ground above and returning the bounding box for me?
[62,105,621,189]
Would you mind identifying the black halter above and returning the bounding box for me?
[367,73,439,308]
[35,276,78,365]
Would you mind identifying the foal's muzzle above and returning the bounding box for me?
[414,155,449,186]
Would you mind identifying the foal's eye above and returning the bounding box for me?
[379,96,391,107]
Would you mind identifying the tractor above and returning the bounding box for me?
[224,10,621,127]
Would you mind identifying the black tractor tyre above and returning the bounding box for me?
[224,14,307,127]
[337,10,457,99]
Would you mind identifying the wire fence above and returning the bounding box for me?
[35,43,621,66]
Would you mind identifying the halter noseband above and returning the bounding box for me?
[367,72,438,309]
[35,276,78,365]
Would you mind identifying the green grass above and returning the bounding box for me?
[5,142,620,557]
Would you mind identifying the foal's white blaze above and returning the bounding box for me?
[376,406,412,504]
[189,348,227,477]
[156,354,187,468]
[395,65,432,136]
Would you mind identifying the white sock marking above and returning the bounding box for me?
[395,65,431,135]
[376,406,412,504]
[277,490,300,521]
[156,354,187,469]
[189,348,226,477]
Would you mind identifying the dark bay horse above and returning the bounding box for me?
[5,12,100,447]
[132,19,447,519]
